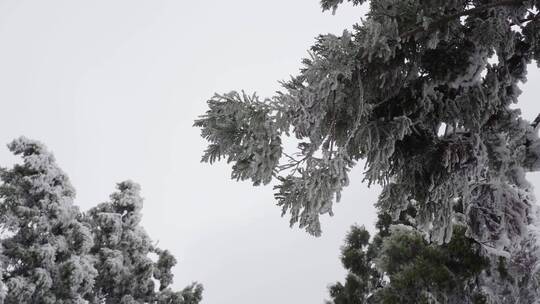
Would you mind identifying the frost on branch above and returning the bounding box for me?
[320,0,367,14]
[196,0,540,301]
[275,157,351,236]
[194,91,284,186]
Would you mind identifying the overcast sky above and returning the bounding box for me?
[0,1,539,303]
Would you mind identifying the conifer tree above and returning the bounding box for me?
[0,137,97,303]
[0,137,201,304]
[195,0,540,301]
[86,181,203,304]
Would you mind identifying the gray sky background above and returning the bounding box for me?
[0,1,539,303]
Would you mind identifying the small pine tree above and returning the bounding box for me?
[86,181,202,304]
[0,137,202,304]
[195,0,540,301]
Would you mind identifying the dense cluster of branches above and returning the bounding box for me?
[1,0,540,302]
[327,204,491,303]
[196,0,540,302]
[0,137,202,304]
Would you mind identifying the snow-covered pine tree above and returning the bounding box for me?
[195,0,540,301]
[86,181,203,304]
[0,137,202,304]
[0,137,97,303]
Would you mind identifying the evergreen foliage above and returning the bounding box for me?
[196,0,540,301]
[0,137,202,304]
[327,207,490,303]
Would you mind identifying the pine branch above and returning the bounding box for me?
[400,0,525,39]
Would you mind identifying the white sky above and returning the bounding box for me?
[0,1,539,303]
